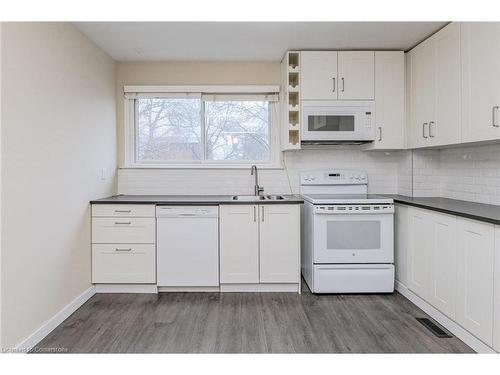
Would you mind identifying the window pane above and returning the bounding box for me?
[136,98,201,162]
[205,100,270,161]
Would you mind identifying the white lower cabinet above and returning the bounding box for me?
[394,204,408,286]
[91,204,156,284]
[92,244,156,284]
[219,205,259,284]
[259,205,300,283]
[220,204,300,286]
[494,225,500,352]
[456,217,495,346]
[400,204,497,349]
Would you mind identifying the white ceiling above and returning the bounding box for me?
[74,22,447,62]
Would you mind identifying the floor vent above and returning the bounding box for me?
[416,317,453,338]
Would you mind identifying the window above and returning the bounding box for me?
[125,87,279,168]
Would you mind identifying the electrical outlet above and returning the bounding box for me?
[100,167,107,181]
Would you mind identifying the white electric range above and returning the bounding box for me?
[300,170,395,294]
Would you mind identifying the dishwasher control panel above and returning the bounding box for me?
[156,206,219,218]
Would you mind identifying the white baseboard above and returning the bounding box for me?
[95,284,158,294]
[220,283,299,293]
[158,286,220,292]
[395,281,496,354]
[14,286,96,353]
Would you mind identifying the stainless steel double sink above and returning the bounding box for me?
[231,195,288,202]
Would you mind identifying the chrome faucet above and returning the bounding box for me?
[251,165,264,196]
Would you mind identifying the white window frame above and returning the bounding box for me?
[123,85,282,169]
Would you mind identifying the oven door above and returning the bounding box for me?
[301,101,374,141]
[313,208,393,264]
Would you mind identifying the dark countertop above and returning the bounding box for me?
[90,194,304,205]
[385,195,500,225]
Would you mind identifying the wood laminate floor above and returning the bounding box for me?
[34,283,473,353]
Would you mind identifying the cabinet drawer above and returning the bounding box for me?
[92,218,155,244]
[92,244,156,284]
[92,204,155,218]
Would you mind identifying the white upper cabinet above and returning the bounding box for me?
[301,51,338,100]
[461,22,500,142]
[368,51,405,149]
[301,51,374,101]
[432,22,461,147]
[409,38,435,148]
[409,23,460,148]
[337,51,375,100]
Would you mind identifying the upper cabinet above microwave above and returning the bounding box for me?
[301,51,375,101]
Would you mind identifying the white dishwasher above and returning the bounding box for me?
[156,206,219,287]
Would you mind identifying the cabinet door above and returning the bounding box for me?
[461,22,500,143]
[394,204,409,286]
[259,205,300,283]
[409,39,436,148]
[428,212,457,319]
[431,22,461,147]
[456,218,495,346]
[372,51,405,149]
[407,207,432,298]
[494,225,500,352]
[219,205,259,284]
[337,51,375,100]
[300,51,338,100]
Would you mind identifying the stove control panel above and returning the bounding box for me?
[314,204,394,214]
[301,170,368,185]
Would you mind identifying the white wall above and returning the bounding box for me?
[0,23,116,349]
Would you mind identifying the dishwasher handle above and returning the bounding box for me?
[156,206,219,218]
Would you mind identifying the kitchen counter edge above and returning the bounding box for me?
[385,195,500,226]
[90,194,304,205]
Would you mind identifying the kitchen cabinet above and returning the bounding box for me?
[220,204,300,285]
[259,204,300,283]
[456,217,495,346]
[337,51,374,100]
[407,207,432,297]
[394,204,408,286]
[409,22,461,148]
[407,207,457,319]
[367,51,405,149]
[427,212,457,319]
[494,225,500,352]
[91,204,156,284]
[301,51,338,100]
[300,51,374,101]
[219,205,259,284]
[461,22,500,143]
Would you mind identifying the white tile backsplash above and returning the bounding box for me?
[398,144,500,205]
[118,147,403,196]
[118,144,500,206]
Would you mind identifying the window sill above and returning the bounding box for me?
[119,164,284,170]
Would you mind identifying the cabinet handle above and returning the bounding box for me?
[115,248,132,252]
[261,206,265,222]
[429,121,435,138]
[378,126,382,141]
[114,209,131,213]
[253,206,256,222]
[422,123,428,138]
[114,221,131,225]
[332,77,336,92]
[493,106,499,127]
[341,77,345,92]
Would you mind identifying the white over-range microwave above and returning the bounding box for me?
[301,100,375,143]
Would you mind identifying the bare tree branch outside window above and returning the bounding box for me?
[136,97,271,163]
